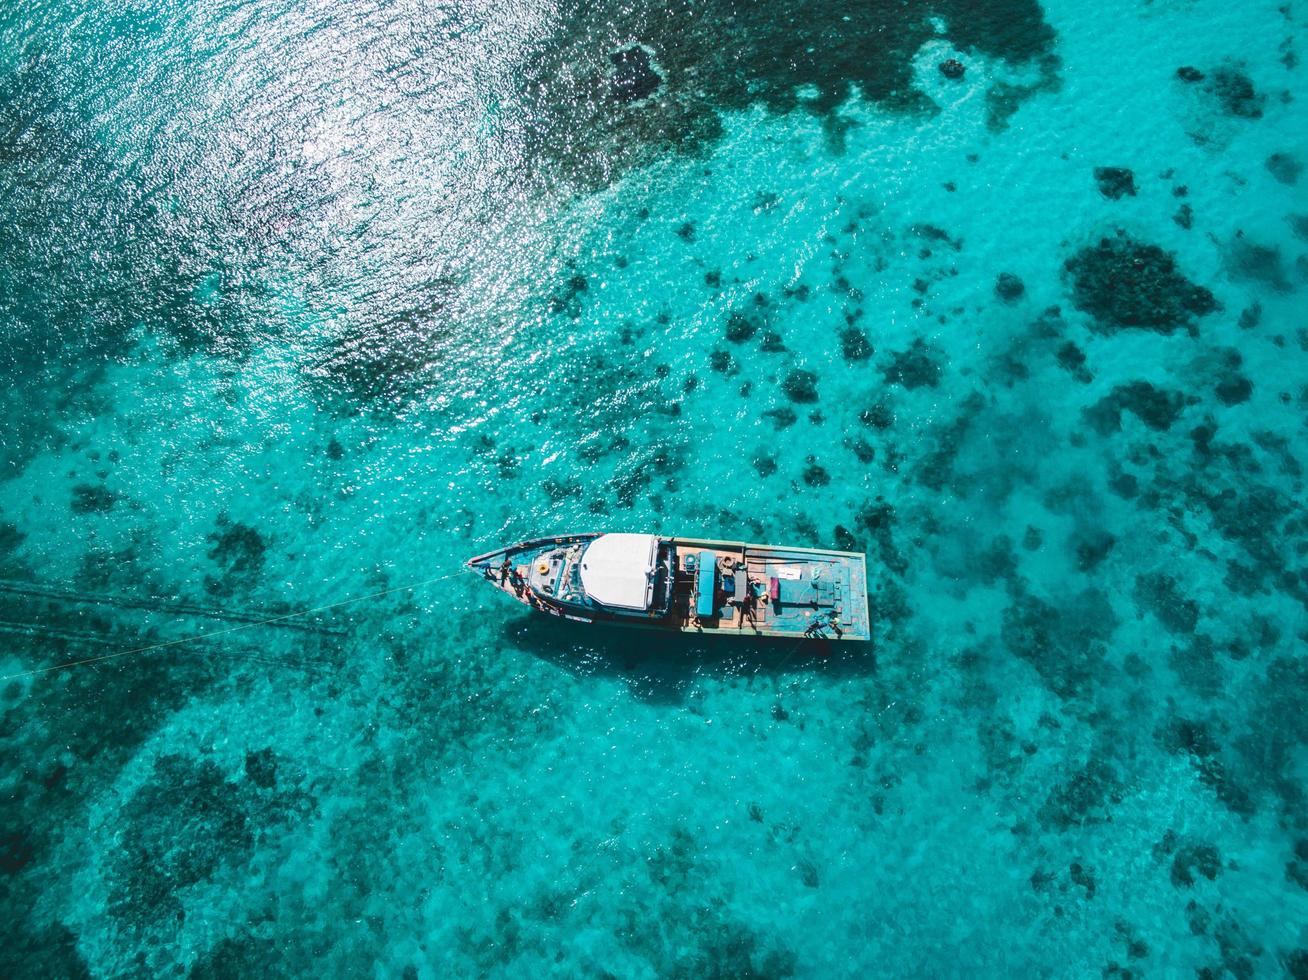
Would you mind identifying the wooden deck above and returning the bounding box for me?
[663,537,870,641]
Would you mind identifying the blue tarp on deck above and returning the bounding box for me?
[695,550,716,618]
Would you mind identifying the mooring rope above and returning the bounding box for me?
[1,569,466,681]
[0,579,347,635]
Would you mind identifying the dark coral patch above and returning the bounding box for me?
[1169,635,1225,697]
[1084,382,1190,435]
[1113,921,1150,961]
[1235,657,1308,810]
[109,755,253,924]
[1002,588,1117,698]
[1224,235,1290,291]
[995,272,1025,302]
[310,300,458,409]
[207,521,267,576]
[244,748,278,789]
[548,272,589,318]
[1094,167,1136,199]
[845,435,876,464]
[1207,65,1264,119]
[1064,233,1218,334]
[1070,862,1097,899]
[763,406,798,429]
[189,935,287,979]
[832,525,858,552]
[1287,841,1308,892]
[859,402,894,429]
[1072,529,1116,571]
[1215,375,1253,406]
[854,499,906,575]
[1285,949,1308,978]
[1039,757,1122,830]
[984,80,1043,132]
[881,338,943,389]
[801,459,831,487]
[908,223,961,250]
[1171,842,1222,887]
[1134,572,1200,635]
[0,923,88,980]
[839,326,873,361]
[709,349,738,374]
[0,828,34,875]
[1056,341,1091,382]
[781,369,819,403]
[70,483,118,514]
[610,45,662,103]
[1266,152,1302,185]
[205,518,268,596]
[0,520,25,564]
[725,310,759,342]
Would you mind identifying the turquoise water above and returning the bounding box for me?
[2,0,1307,974]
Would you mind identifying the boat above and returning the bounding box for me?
[466,533,870,641]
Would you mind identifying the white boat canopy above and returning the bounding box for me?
[579,533,658,610]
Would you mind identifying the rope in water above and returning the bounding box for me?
[1,569,466,682]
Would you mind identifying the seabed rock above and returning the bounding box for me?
[939,59,966,80]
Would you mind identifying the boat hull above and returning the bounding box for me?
[468,534,871,642]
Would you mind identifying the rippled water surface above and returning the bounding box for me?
[2,0,1307,975]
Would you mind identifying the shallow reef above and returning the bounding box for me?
[0,0,1305,973]
[517,0,1058,187]
[1064,233,1219,334]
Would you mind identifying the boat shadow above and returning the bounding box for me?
[498,612,877,705]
